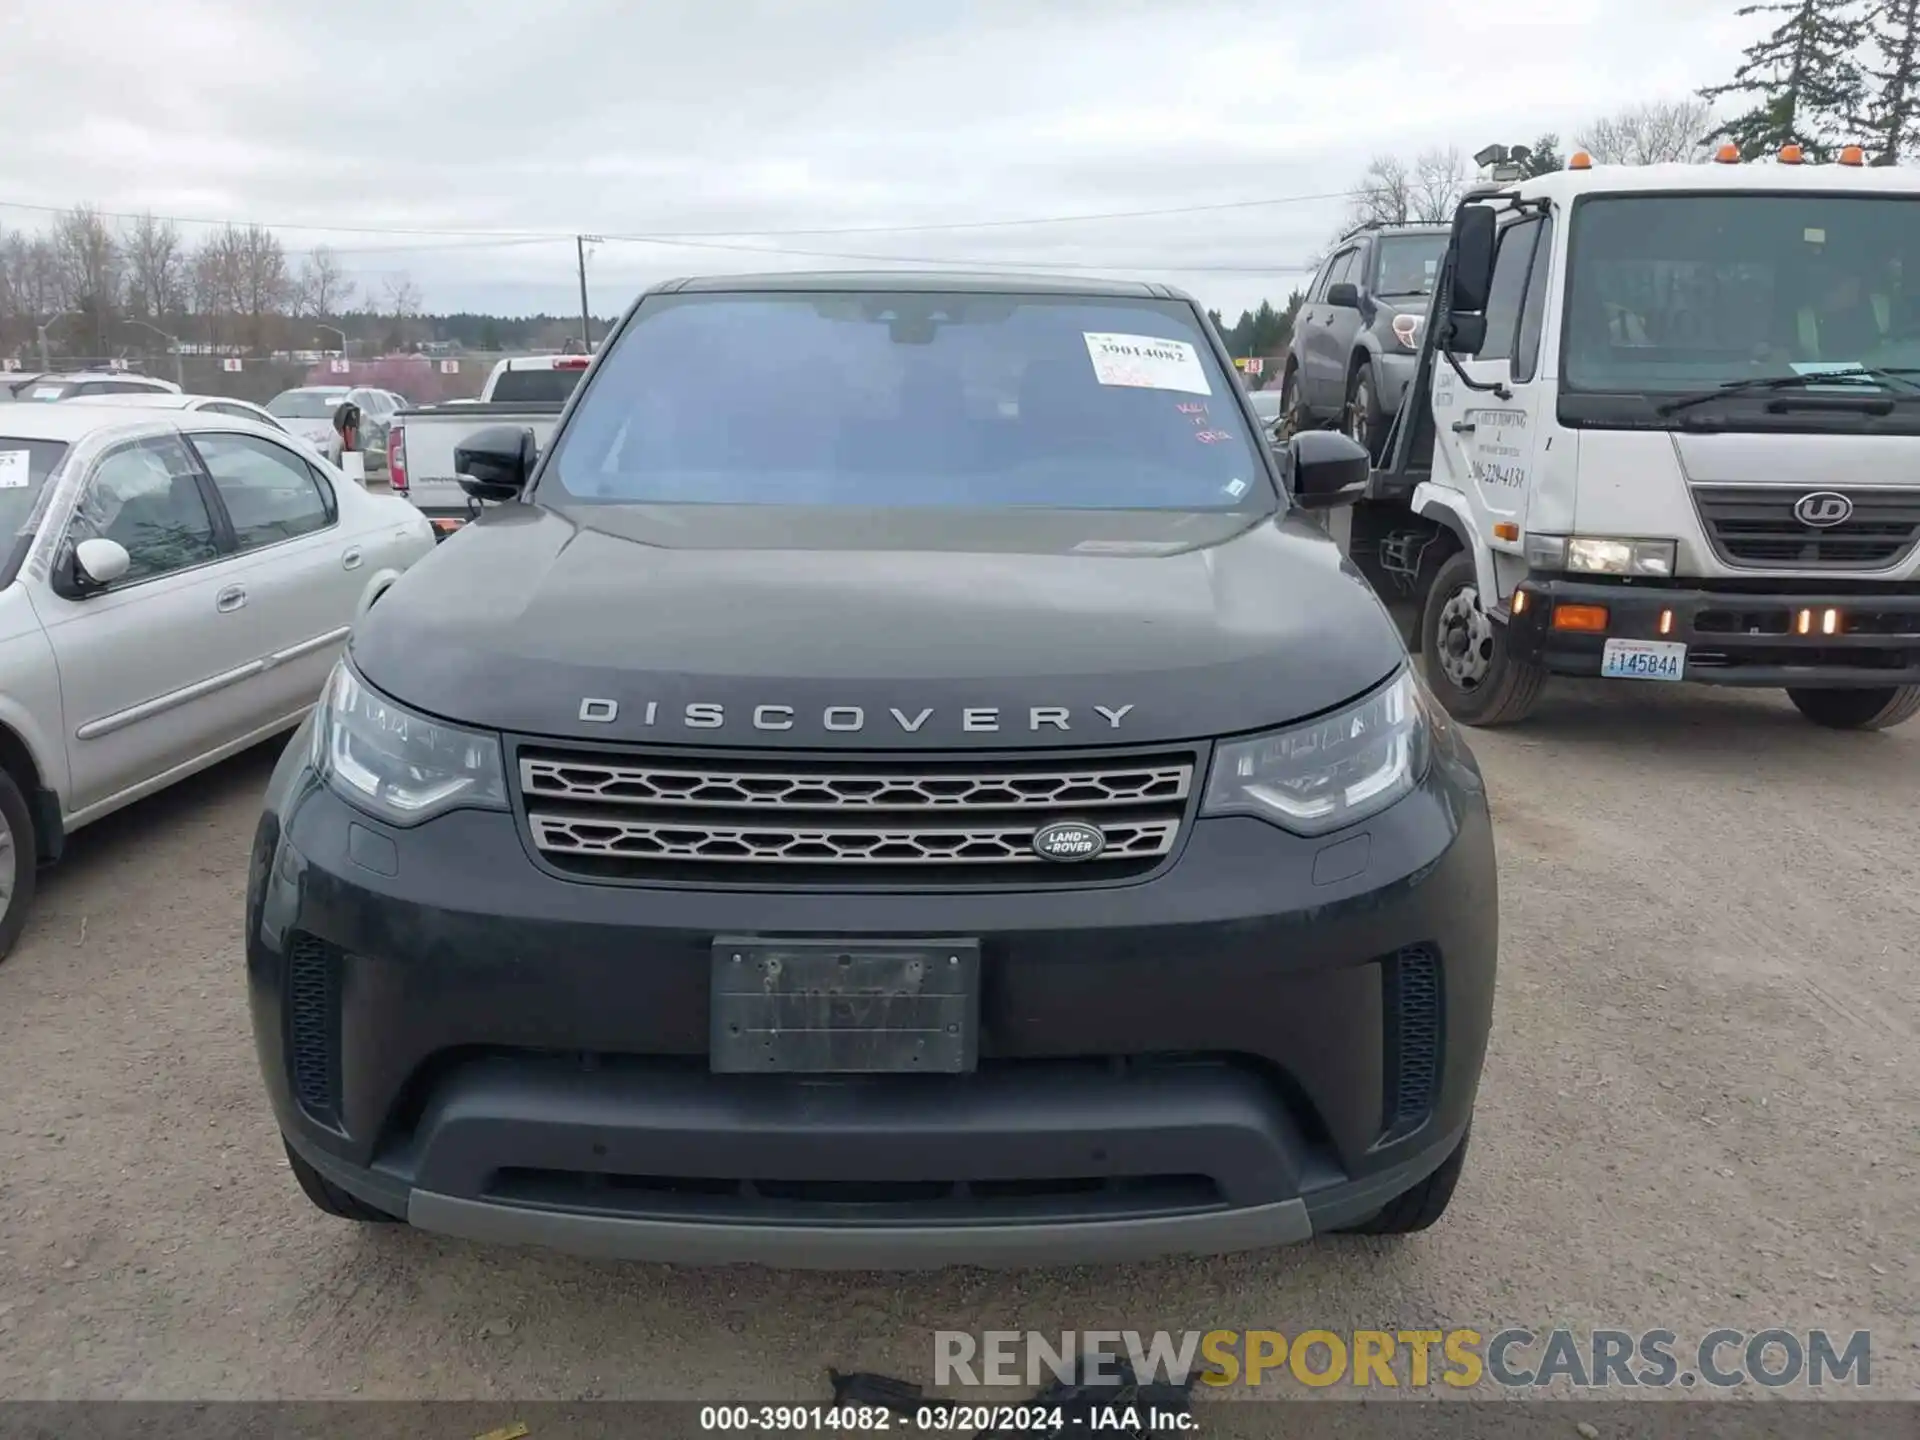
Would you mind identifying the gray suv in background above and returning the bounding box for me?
[1280,223,1448,460]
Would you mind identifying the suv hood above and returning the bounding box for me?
[349,504,1407,750]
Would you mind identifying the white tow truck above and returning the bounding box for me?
[387,354,591,537]
[1341,142,1920,730]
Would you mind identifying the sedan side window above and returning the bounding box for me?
[70,436,221,585]
[192,432,337,551]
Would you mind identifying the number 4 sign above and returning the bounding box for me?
[222,357,243,373]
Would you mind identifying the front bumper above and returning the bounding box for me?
[247,725,1497,1267]
[1506,577,1920,687]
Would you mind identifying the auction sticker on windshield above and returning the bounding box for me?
[1601,638,1686,682]
[0,452,29,489]
[1083,332,1212,395]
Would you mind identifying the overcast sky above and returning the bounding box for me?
[2,0,1762,321]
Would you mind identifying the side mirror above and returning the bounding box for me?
[1437,312,1489,357]
[1447,205,1499,314]
[455,425,536,501]
[1324,282,1361,310]
[1288,430,1370,509]
[73,537,131,589]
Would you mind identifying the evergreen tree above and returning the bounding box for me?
[1859,0,1920,162]
[1520,134,1565,176]
[1700,0,1866,160]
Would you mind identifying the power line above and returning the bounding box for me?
[0,184,1359,245]
[595,231,1316,274]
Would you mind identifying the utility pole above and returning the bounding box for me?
[37,311,78,372]
[577,235,602,351]
[126,319,185,386]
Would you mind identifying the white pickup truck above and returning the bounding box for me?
[387,354,590,536]
[1340,143,1920,731]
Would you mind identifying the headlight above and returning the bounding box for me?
[1202,668,1430,836]
[1391,313,1424,350]
[1524,533,1676,577]
[311,661,507,825]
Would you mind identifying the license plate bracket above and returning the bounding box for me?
[710,937,980,1074]
[1601,637,1687,682]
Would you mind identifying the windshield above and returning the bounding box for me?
[267,390,348,419]
[545,292,1271,510]
[1374,234,1446,297]
[489,366,585,403]
[1565,193,1920,396]
[0,438,70,535]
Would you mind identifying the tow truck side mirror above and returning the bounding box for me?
[1447,204,1499,315]
[455,425,537,501]
[1288,430,1370,509]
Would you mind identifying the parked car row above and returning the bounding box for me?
[0,401,435,956]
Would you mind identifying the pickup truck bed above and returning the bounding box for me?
[390,401,566,524]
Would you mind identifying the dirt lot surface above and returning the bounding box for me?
[0,680,1914,1402]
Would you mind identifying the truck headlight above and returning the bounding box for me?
[311,661,507,825]
[1201,668,1430,836]
[1391,313,1424,350]
[1524,534,1676,577]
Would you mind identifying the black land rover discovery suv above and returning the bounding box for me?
[247,272,1498,1268]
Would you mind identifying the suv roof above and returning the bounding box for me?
[660,270,1181,300]
[1338,221,1451,244]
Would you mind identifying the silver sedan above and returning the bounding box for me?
[0,403,436,957]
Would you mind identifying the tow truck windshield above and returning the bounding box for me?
[1562,193,1920,429]
[544,291,1275,511]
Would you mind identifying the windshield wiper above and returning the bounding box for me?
[1655,368,1920,416]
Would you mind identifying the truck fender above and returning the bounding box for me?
[1410,483,1497,599]
[355,568,406,619]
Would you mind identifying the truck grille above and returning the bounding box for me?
[1691,485,1920,570]
[517,746,1196,884]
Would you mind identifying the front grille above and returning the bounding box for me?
[1691,485,1920,570]
[286,933,342,1124]
[518,745,1197,885]
[1383,945,1441,1135]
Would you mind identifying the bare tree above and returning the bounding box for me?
[381,271,423,317]
[188,234,234,348]
[1347,154,1415,227]
[293,245,356,318]
[1577,98,1717,164]
[5,234,63,324]
[218,224,291,352]
[1409,147,1467,222]
[52,206,122,354]
[123,212,185,323]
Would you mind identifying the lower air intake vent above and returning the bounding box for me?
[1385,945,1442,1133]
[287,933,342,1124]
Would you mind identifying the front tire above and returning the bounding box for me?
[1420,551,1547,726]
[1345,360,1388,463]
[1339,1126,1470,1235]
[1279,365,1304,435]
[1786,685,1920,731]
[285,1140,403,1223]
[0,768,39,963]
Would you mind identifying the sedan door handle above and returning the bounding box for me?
[216,585,247,613]
[341,547,364,570]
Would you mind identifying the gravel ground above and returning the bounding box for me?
[0,679,1913,1403]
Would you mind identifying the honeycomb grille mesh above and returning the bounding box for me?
[518,747,1196,881]
[287,932,340,1122]
[1388,945,1442,1130]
